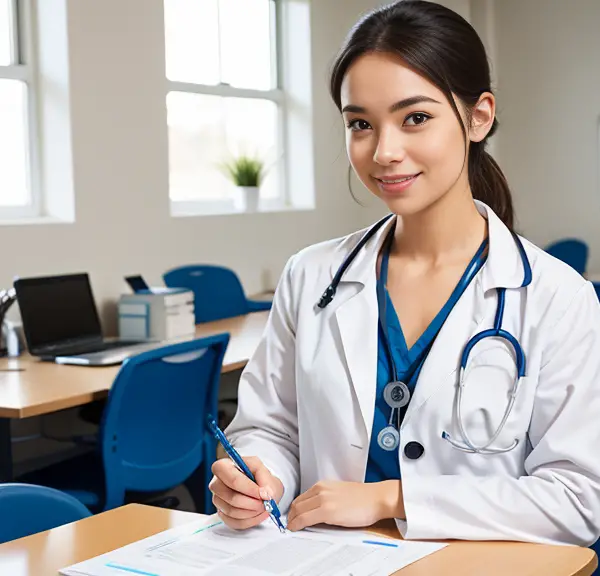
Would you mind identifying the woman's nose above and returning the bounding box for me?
[373,128,407,166]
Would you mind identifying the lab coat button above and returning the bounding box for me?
[404,441,424,460]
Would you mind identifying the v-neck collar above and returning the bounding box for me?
[378,228,489,360]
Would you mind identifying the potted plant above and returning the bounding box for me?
[220,154,265,212]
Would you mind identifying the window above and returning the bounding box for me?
[164,0,285,214]
[0,0,38,219]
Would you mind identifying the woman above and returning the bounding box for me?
[209,0,600,545]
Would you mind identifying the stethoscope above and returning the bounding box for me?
[317,214,533,455]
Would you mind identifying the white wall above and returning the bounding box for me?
[1,0,394,333]
[494,0,600,268]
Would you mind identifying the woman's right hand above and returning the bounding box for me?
[209,456,284,530]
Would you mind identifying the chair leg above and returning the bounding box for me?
[203,459,216,515]
[184,461,215,514]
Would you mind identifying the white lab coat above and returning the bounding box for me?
[226,201,600,546]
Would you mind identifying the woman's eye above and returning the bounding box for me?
[404,112,431,127]
[347,119,371,131]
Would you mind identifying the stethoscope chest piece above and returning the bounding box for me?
[377,382,410,450]
[383,381,410,408]
[377,426,400,451]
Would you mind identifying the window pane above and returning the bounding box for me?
[164,0,220,85]
[0,80,30,206]
[220,0,274,90]
[0,0,13,65]
[167,92,279,203]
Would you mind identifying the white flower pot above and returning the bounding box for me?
[235,186,260,213]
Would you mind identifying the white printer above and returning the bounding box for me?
[118,287,195,342]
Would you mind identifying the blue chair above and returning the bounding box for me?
[545,239,589,275]
[0,483,91,544]
[592,540,600,575]
[163,265,272,323]
[18,334,229,514]
[592,282,600,303]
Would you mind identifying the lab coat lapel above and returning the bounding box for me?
[334,277,379,442]
[330,216,396,442]
[401,201,526,426]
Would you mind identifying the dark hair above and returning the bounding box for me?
[330,0,514,229]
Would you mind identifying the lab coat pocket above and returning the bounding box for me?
[453,340,531,449]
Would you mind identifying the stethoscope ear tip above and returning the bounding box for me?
[317,285,336,309]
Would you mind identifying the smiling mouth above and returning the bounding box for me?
[375,173,421,184]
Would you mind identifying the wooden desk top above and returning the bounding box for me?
[0,504,595,576]
[0,311,269,419]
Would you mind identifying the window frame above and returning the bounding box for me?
[0,0,41,220]
[165,0,288,216]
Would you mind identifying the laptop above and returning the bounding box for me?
[14,273,159,366]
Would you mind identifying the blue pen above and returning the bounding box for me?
[207,417,286,533]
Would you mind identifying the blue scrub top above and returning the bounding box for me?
[365,231,488,483]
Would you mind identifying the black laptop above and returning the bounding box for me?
[14,273,156,366]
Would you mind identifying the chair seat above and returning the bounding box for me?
[17,451,103,510]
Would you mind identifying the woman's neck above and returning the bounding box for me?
[393,188,487,266]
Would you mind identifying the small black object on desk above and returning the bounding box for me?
[0,288,17,357]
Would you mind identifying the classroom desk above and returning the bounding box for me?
[0,311,269,482]
[0,504,595,576]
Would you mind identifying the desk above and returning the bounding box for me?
[0,311,269,481]
[0,504,595,576]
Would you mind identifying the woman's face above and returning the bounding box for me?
[340,52,482,216]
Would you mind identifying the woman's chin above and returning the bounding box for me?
[377,194,432,217]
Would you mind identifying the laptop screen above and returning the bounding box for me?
[14,273,103,352]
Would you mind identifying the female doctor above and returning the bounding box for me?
[209,0,600,545]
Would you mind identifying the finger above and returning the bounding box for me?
[211,459,262,500]
[212,494,265,520]
[217,508,271,530]
[244,457,276,500]
[287,495,321,526]
[287,503,327,532]
[209,478,265,513]
[289,485,317,509]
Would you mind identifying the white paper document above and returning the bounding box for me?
[60,517,446,576]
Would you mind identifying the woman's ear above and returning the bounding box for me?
[469,92,495,143]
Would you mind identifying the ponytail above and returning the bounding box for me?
[468,119,514,230]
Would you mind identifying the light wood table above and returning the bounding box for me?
[0,504,595,576]
[0,311,269,481]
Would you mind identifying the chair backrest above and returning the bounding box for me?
[0,483,91,544]
[591,539,600,576]
[592,282,600,303]
[99,334,229,510]
[545,238,589,275]
[163,265,249,323]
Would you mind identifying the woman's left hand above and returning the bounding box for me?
[286,480,404,532]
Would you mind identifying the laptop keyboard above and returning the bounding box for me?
[54,340,142,356]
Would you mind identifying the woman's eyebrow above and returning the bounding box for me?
[342,95,442,114]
